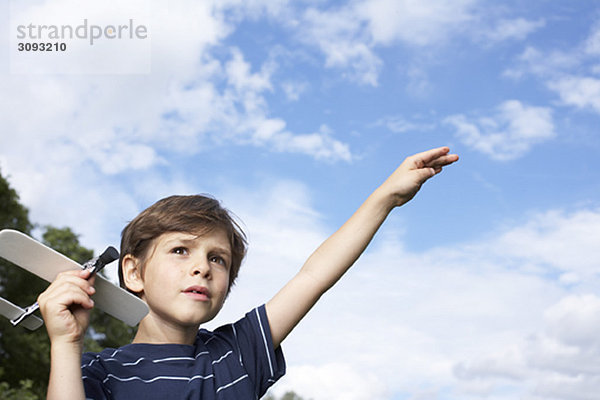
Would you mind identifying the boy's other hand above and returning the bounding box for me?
[38,269,96,348]
[379,146,459,209]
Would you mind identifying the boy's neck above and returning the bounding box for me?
[132,314,199,345]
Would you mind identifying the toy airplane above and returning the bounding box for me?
[0,229,148,330]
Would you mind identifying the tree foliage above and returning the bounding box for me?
[0,170,32,235]
[264,391,308,400]
[42,226,94,264]
[0,170,134,398]
[0,377,38,400]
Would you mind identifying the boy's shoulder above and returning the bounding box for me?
[81,305,275,366]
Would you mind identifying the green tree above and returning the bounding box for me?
[0,170,135,398]
[281,391,307,400]
[0,170,32,235]
[42,226,94,264]
[0,376,38,400]
[0,169,46,399]
[263,391,308,400]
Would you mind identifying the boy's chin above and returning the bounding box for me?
[198,310,221,325]
[183,307,223,327]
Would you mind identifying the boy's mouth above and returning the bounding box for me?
[183,286,210,300]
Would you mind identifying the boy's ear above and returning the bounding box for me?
[122,254,144,294]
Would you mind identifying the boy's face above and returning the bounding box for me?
[133,229,232,328]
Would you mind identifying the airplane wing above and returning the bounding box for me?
[0,229,148,327]
[0,296,44,330]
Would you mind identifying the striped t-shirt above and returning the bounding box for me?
[81,305,285,399]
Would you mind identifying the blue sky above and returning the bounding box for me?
[2,1,600,399]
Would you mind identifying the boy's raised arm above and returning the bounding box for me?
[266,147,458,348]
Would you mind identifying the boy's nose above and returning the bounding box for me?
[191,260,210,277]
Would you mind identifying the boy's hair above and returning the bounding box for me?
[118,195,247,295]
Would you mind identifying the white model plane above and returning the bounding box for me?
[0,229,148,330]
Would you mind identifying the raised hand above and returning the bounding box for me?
[379,146,459,208]
[38,269,96,347]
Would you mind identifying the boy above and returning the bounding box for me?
[38,146,458,399]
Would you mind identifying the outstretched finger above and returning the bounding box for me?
[409,147,451,168]
[426,153,459,169]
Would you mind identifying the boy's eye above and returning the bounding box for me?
[172,247,189,255]
[209,255,227,267]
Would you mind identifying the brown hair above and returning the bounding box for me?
[118,195,247,294]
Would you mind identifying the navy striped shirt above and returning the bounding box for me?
[81,305,285,399]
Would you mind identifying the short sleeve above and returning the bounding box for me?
[81,352,110,400]
[219,305,286,397]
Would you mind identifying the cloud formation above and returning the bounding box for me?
[503,16,600,116]
[236,195,600,399]
[445,100,555,160]
[483,18,545,43]
[295,0,477,86]
[455,294,600,399]
[1,0,353,181]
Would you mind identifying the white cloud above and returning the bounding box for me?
[503,17,600,118]
[357,0,476,47]
[270,125,352,162]
[584,22,600,56]
[449,209,600,399]
[295,0,477,86]
[455,294,600,400]
[280,80,307,101]
[225,47,274,93]
[547,76,600,114]
[2,0,352,159]
[217,0,293,21]
[374,115,436,133]
[445,100,555,160]
[545,295,600,351]
[154,45,350,162]
[299,6,382,86]
[484,18,545,43]
[504,26,600,114]
[405,66,433,97]
[488,208,600,281]
[94,142,164,175]
[502,46,579,81]
[272,363,389,400]
[291,2,549,88]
